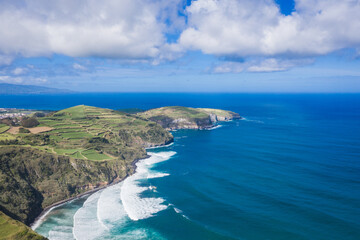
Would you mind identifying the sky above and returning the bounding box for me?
[0,0,360,93]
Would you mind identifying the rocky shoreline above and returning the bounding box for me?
[29,115,237,229]
[30,152,151,229]
[31,137,175,229]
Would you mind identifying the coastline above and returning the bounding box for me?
[30,119,233,230]
[31,139,175,229]
[30,154,150,229]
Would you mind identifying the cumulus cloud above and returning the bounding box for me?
[0,0,184,61]
[0,0,359,73]
[213,58,314,73]
[179,0,360,71]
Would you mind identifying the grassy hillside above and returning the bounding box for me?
[0,124,10,134]
[0,105,173,225]
[1,105,173,161]
[0,211,46,240]
[0,104,238,237]
[138,106,241,130]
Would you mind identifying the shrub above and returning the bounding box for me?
[0,118,15,126]
[19,128,30,133]
[20,117,39,128]
[33,112,45,117]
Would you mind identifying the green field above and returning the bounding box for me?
[137,106,240,129]
[0,105,173,162]
[82,149,112,161]
[0,124,10,134]
[0,133,16,141]
[0,211,46,240]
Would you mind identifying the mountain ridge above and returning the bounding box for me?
[0,83,72,95]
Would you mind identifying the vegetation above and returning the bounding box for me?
[0,119,15,127]
[138,106,241,130]
[118,108,145,114]
[0,211,46,240]
[0,124,10,134]
[20,117,40,128]
[0,105,173,229]
[0,104,239,238]
[18,128,30,134]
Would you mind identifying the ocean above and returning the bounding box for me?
[2,93,359,239]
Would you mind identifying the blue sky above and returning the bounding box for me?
[0,0,359,92]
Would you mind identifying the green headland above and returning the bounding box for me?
[0,105,240,239]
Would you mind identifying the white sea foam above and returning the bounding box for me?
[205,124,222,130]
[147,172,170,179]
[31,206,57,231]
[120,151,176,221]
[48,226,73,240]
[40,151,175,239]
[145,142,174,150]
[97,183,128,228]
[174,207,182,214]
[31,197,84,231]
[73,191,107,240]
[173,206,190,220]
[240,117,264,124]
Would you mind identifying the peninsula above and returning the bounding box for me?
[0,105,240,239]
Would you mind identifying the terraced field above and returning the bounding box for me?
[0,105,174,228]
[31,105,172,161]
[0,124,10,134]
[0,105,173,161]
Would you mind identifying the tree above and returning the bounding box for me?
[20,117,39,128]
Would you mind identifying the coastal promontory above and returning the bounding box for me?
[138,106,241,130]
[0,105,240,239]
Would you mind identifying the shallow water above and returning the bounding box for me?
[5,93,359,239]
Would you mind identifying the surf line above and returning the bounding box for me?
[31,146,175,230]
[120,151,176,221]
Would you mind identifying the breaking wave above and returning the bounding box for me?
[120,151,176,221]
[34,151,176,239]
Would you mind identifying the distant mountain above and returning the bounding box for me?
[0,83,73,94]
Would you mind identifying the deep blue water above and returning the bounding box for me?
[3,93,359,239]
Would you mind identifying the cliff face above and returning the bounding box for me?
[0,105,238,234]
[0,105,173,226]
[139,106,241,130]
[0,146,135,225]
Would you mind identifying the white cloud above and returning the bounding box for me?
[73,63,87,71]
[179,0,360,58]
[213,62,245,73]
[0,54,14,66]
[247,58,314,72]
[213,58,314,73]
[12,67,27,75]
[0,0,183,60]
[0,0,359,73]
[0,75,47,84]
[0,75,23,83]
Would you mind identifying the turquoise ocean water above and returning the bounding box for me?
[2,93,359,239]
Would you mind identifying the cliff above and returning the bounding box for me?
[138,106,241,130]
[0,105,240,239]
[0,105,173,226]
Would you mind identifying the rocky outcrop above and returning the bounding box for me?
[142,107,241,130]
